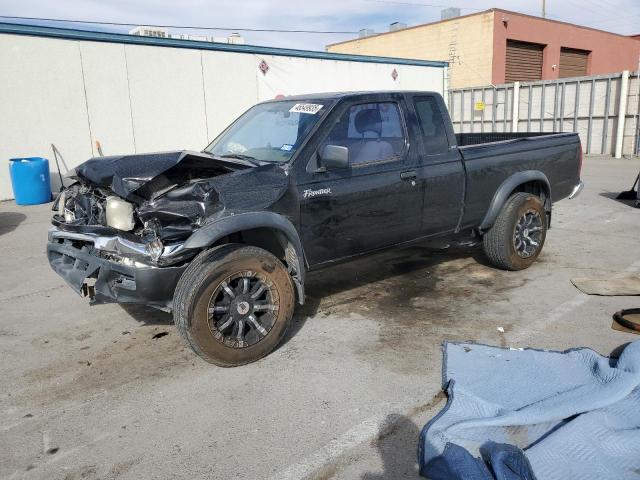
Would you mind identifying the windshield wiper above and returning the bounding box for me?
[219,153,262,167]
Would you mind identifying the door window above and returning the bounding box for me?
[322,102,405,165]
[414,97,449,155]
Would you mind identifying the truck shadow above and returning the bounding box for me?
[118,243,487,347]
[0,212,26,236]
[283,243,484,347]
[119,303,174,325]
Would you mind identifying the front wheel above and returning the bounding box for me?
[173,244,295,366]
[482,192,547,271]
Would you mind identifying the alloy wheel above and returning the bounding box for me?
[513,209,543,258]
[207,271,280,348]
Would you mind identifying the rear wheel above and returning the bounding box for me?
[173,244,295,366]
[483,192,547,271]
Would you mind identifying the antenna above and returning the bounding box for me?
[50,144,65,192]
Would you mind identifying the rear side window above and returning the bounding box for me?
[322,102,406,165]
[414,97,449,155]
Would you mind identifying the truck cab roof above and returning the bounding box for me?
[265,90,440,103]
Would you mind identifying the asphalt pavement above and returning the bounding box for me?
[1,155,639,479]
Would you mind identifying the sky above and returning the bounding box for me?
[0,0,638,52]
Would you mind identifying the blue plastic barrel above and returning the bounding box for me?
[9,157,52,205]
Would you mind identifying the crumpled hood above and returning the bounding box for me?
[74,150,242,199]
[70,149,291,243]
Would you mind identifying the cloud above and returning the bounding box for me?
[1,0,638,51]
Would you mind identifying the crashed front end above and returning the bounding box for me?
[46,151,239,311]
[47,228,188,311]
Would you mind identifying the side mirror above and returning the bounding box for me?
[319,145,349,169]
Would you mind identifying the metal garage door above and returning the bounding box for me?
[559,47,589,78]
[505,40,544,83]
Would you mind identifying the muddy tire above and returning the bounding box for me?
[173,244,295,366]
[482,192,547,271]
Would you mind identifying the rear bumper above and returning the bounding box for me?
[568,180,584,199]
[47,230,187,311]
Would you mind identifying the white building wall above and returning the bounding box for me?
[201,51,259,140]
[79,42,135,161]
[0,32,445,200]
[125,45,209,152]
[0,35,93,195]
[255,55,443,100]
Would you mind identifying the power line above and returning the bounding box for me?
[579,0,633,10]
[364,0,478,10]
[547,0,602,19]
[365,0,564,19]
[588,12,640,27]
[367,0,639,28]
[0,15,359,34]
[2,8,636,39]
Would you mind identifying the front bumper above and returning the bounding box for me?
[47,228,188,311]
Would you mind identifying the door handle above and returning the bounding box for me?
[400,170,417,181]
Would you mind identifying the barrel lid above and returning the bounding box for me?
[9,157,47,162]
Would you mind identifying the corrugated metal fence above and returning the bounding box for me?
[448,71,640,156]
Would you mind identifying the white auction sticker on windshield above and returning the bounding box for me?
[289,103,323,114]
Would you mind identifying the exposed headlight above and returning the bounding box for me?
[105,196,135,231]
[64,210,75,222]
[56,191,67,216]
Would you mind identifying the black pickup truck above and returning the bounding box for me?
[48,91,583,366]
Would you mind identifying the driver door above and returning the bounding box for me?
[298,98,425,266]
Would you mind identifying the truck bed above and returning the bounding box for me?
[456,132,560,147]
[454,131,582,230]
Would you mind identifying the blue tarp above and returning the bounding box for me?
[419,341,640,479]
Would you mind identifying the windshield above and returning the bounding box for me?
[204,100,331,163]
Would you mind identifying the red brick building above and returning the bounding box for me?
[491,10,640,84]
[329,9,640,88]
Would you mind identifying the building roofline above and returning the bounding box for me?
[328,7,639,47]
[0,22,447,68]
[491,8,640,40]
[327,8,494,47]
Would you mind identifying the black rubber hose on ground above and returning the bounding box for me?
[613,308,640,332]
